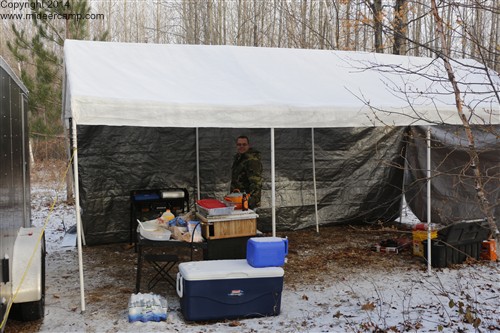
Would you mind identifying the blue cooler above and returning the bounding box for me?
[247,237,288,267]
[176,259,284,321]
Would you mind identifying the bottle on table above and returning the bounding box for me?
[160,209,175,223]
[242,192,248,211]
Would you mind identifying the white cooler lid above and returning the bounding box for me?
[178,259,284,281]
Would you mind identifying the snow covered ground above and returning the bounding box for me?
[6,180,499,333]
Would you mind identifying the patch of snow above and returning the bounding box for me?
[31,185,76,253]
[18,182,499,333]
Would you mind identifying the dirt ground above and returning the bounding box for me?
[83,221,422,290]
[6,220,428,333]
[5,160,498,332]
[6,160,434,332]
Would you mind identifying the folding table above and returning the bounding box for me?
[135,235,207,293]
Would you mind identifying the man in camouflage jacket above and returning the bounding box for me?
[230,136,263,209]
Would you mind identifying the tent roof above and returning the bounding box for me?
[63,40,499,128]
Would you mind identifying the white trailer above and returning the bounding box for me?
[0,57,45,327]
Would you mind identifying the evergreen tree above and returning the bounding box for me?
[7,0,108,135]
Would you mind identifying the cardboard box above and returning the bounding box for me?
[412,230,437,257]
[176,259,284,321]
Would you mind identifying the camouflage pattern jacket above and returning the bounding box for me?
[230,148,263,208]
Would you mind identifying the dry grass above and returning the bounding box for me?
[30,159,71,185]
[30,137,66,161]
[280,223,423,286]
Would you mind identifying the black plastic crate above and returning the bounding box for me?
[422,221,490,268]
[423,239,483,268]
[437,221,490,245]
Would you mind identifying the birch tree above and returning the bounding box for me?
[430,0,499,239]
[355,0,498,238]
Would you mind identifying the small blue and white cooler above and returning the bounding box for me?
[176,259,284,321]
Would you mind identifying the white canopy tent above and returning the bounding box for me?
[63,40,499,312]
[63,40,497,128]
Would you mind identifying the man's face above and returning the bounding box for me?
[236,138,250,154]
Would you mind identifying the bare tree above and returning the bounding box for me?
[430,0,498,238]
[68,0,498,72]
[3,0,498,231]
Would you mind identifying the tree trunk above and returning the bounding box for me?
[253,0,258,46]
[300,0,308,48]
[488,0,499,71]
[372,0,383,53]
[413,1,422,57]
[205,0,212,44]
[392,0,407,55]
[332,1,340,49]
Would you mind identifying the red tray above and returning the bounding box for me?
[196,199,226,209]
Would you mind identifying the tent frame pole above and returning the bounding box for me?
[271,128,276,237]
[426,126,432,275]
[72,119,86,313]
[312,129,319,233]
[196,128,200,201]
[399,137,408,224]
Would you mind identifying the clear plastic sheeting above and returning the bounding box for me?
[78,127,406,244]
[404,125,500,225]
